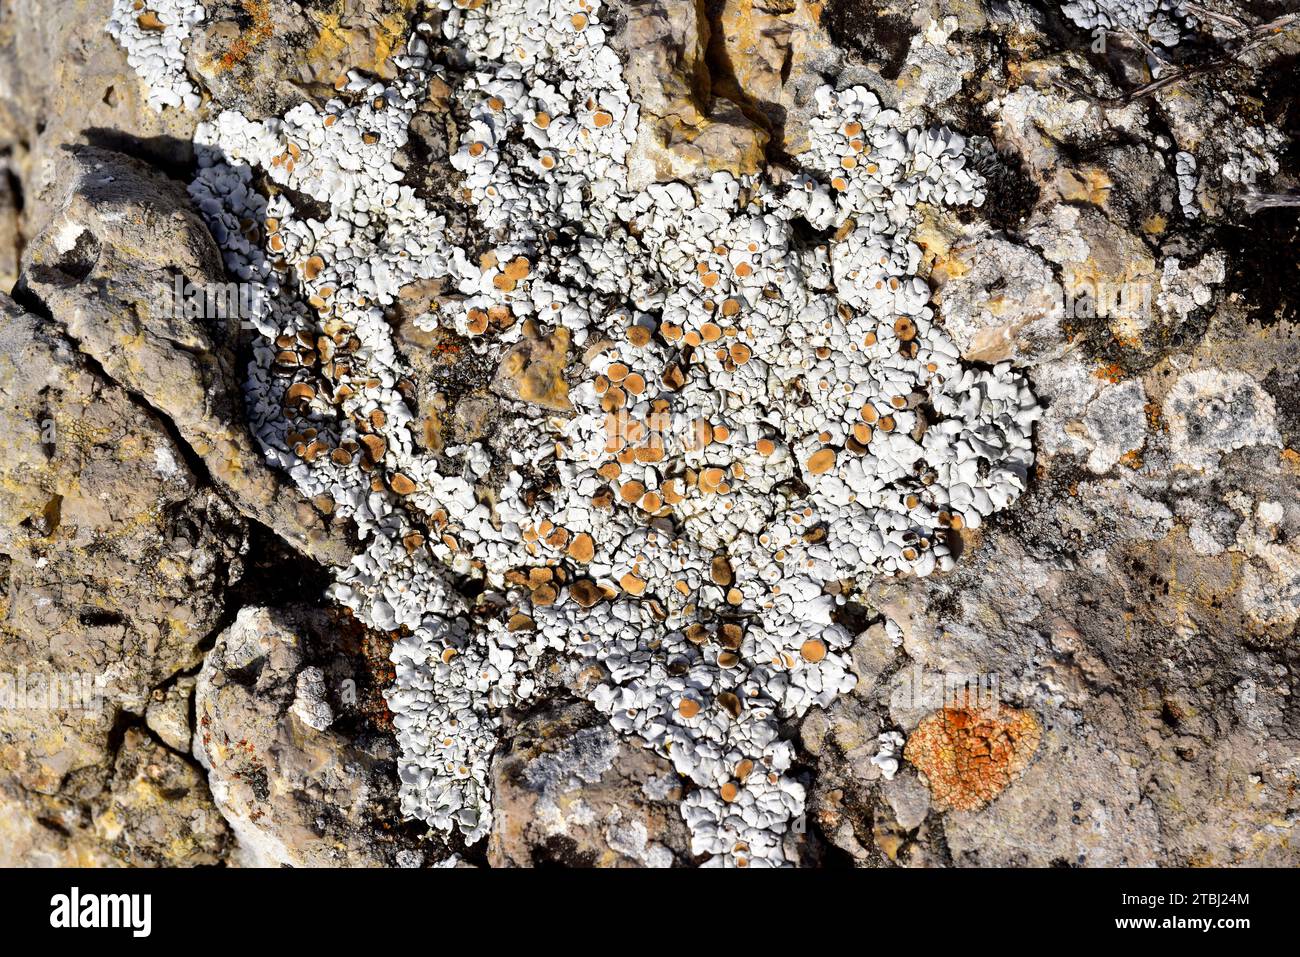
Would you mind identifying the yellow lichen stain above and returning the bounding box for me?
[1093,362,1125,383]
[1119,448,1143,469]
[304,4,416,78]
[1142,214,1167,236]
[1056,167,1112,206]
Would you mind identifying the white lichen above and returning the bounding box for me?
[106,0,206,111]
[178,0,1040,865]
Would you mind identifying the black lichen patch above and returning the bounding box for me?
[821,0,914,80]
[1221,208,1300,327]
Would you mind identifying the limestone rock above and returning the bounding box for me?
[488,702,692,867]
[92,728,229,866]
[146,677,197,754]
[615,0,770,188]
[17,147,352,567]
[492,321,573,412]
[189,0,426,117]
[0,292,243,794]
[194,606,423,867]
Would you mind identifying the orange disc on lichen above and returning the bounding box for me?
[904,704,1041,812]
[800,638,826,662]
[805,447,836,475]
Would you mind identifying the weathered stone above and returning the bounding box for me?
[146,677,197,754]
[17,147,352,567]
[0,292,243,794]
[92,728,229,866]
[615,0,769,188]
[488,702,692,867]
[189,0,426,116]
[194,606,424,867]
[492,321,573,412]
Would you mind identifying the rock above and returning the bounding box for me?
[0,0,199,237]
[932,234,1066,364]
[703,0,843,156]
[943,714,1161,867]
[189,0,426,117]
[0,292,244,794]
[92,729,229,866]
[881,771,930,830]
[0,157,17,292]
[17,147,353,567]
[193,606,424,867]
[146,678,197,754]
[849,621,895,699]
[488,702,692,867]
[615,0,770,188]
[492,321,573,412]
[0,780,121,868]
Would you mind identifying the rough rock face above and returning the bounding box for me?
[488,702,693,866]
[17,147,353,567]
[1,0,1298,868]
[0,291,243,800]
[193,606,423,867]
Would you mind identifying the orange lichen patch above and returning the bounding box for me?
[1094,362,1125,383]
[756,438,776,456]
[720,781,740,803]
[619,572,647,596]
[138,10,167,31]
[678,698,701,718]
[592,110,614,128]
[214,0,274,73]
[571,12,589,29]
[389,473,418,496]
[627,324,653,347]
[503,256,531,281]
[569,579,603,608]
[716,691,742,719]
[903,704,1042,812]
[567,532,595,563]
[1119,449,1143,469]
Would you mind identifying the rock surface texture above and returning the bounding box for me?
[0,0,1296,867]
